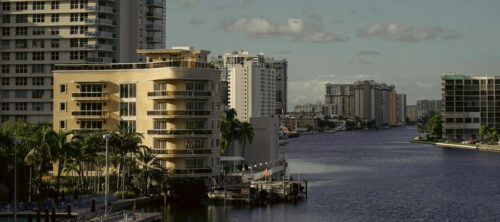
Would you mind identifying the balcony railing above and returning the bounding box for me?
[146,0,164,8]
[147,110,211,117]
[146,36,163,43]
[85,57,113,63]
[152,148,213,155]
[71,110,108,118]
[167,168,212,175]
[146,24,163,31]
[85,5,116,14]
[147,129,212,136]
[146,12,163,19]
[71,92,109,100]
[85,44,114,51]
[85,18,115,26]
[54,60,217,71]
[85,31,116,38]
[147,91,211,98]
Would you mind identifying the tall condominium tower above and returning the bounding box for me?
[0,0,166,124]
[52,47,221,177]
[353,80,395,126]
[325,83,355,117]
[266,58,287,115]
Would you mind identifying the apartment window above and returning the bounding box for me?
[15,103,27,111]
[186,81,205,91]
[15,65,27,73]
[50,27,59,35]
[59,84,66,93]
[70,1,78,9]
[32,27,45,35]
[70,26,78,34]
[32,2,44,10]
[120,84,137,98]
[1,52,9,61]
[2,2,10,11]
[1,40,9,49]
[70,13,78,22]
[16,2,27,10]
[79,0,88,8]
[32,77,44,86]
[70,39,79,47]
[51,52,59,60]
[2,15,10,23]
[32,90,44,99]
[186,120,204,129]
[59,120,66,129]
[33,52,45,61]
[15,91,27,98]
[15,77,27,86]
[32,64,44,73]
[186,139,204,149]
[81,102,102,111]
[1,103,9,111]
[15,15,28,23]
[15,52,27,60]
[51,78,53,86]
[1,65,9,74]
[186,159,204,169]
[15,116,27,121]
[51,14,59,22]
[70,52,78,60]
[50,39,59,48]
[1,28,9,36]
[59,102,66,111]
[186,101,205,110]
[15,27,27,35]
[79,26,88,34]
[1,78,9,86]
[1,91,10,99]
[120,121,136,132]
[79,13,88,22]
[120,102,136,116]
[15,40,27,48]
[79,51,88,59]
[32,39,44,48]
[51,1,59,10]
[80,120,102,129]
[32,103,44,111]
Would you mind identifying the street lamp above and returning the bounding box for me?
[103,134,112,216]
[13,139,22,222]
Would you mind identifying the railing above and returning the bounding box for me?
[167,168,212,175]
[147,110,211,116]
[146,36,162,42]
[72,92,108,99]
[146,12,163,19]
[147,90,211,97]
[85,57,113,63]
[85,31,115,38]
[147,129,212,136]
[85,18,115,26]
[54,60,217,70]
[146,0,164,7]
[84,44,114,51]
[146,24,163,30]
[152,148,213,155]
[85,5,116,13]
[72,110,107,117]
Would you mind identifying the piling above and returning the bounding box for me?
[36,209,40,222]
[44,208,49,222]
[91,199,96,212]
[67,205,71,219]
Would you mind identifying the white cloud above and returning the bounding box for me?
[358,24,454,42]
[357,50,381,56]
[343,74,378,79]
[348,58,372,64]
[294,32,349,43]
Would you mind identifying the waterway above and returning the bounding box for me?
[142,127,500,221]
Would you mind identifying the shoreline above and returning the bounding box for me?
[412,140,500,153]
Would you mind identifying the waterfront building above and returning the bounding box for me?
[406,105,417,123]
[396,94,407,124]
[267,58,288,115]
[224,51,276,122]
[353,80,395,126]
[325,84,355,117]
[210,56,229,109]
[441,72,500,140]
[52,47,220,177]
[294,102,325,117]
[417,99,442,121]
[0,0,166,125]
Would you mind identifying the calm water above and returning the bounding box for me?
[143,127,500,221]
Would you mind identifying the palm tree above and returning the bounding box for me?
[220,109,241,153]
[51,130,79,195]
[237,122,254,157]
[73,130,105,191]
[133,147,161,195]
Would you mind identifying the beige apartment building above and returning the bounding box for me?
[52,47,221,177]
[325,84,355,117]
[0,0,166,124]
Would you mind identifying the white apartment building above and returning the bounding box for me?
[354,80,395,126]
[0,0,166,124]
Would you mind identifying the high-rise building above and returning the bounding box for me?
[268,58,288,115]
[52,47,220,177]
[224,51,276,122]
[416,99,442,121]
[294,102,325,117]
[353,80,395,126]
[441,72,500,140]
[396,94,407,124]
[406,105,417,123]
[325,84,355,117]
[210,56,229,108]
[0,0,166,124]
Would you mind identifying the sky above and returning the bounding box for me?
[166,0,500,110]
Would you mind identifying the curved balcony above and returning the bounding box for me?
[166,168,213,175]
[147,110,211,118]
[146,12,163,20]
[147,129,212,138]
[152,148,213,157]
[71,110,109,119]
[147,91,212,100]
[146,0,164,8]
[71,92,109,101]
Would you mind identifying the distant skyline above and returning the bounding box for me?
[166,0,500,109]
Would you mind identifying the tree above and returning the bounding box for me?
[220,109,241,153]
[237,122,254,157]
[479,125,498,145]
[426,114,443,139]
[132,147,161,195]
[51,130,78,196]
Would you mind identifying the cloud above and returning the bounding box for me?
[343,74,378,79]
[357,50,381,56]
[175,0,198,7]
[289,74,336,107]
[442,29,463,40]
[221,15,348,43]
[189,18,204,25]
[348,58,372,64]
[358,24,458,42]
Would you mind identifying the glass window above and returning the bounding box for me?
[32,39,44,48]
[2,2,10,11]
[32,64,44,73]
[59,120,66,129]
[1,103,9,111]
[2,15,10,23]
[1,77,9,86]
[51,14,59,22]
[31,90,44,99]
[59,102,66,111]
[51,1,59,10]
[15,77,27,85]
[1,28,9,36]
[1,52,9,61]
[51,52,59,60]
[16,52,27,60]
[32,52,45,61]
[15,103,27,111]
[120,84,136,98]
[32,2,44,10]
[50,27,59,35]
[32,27,45,35]
[120,102,136,116]
[32,77,44,86]
[1,40,9,49]
[16,2,27,10]
[51,39,59,48]
[1,65,9,74]
[15,27,27,35]
[15,91,27,98]
[15,40,27,48]
[15,15,28,23]
[59,84,66,93]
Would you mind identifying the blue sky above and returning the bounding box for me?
[166,0,500,109]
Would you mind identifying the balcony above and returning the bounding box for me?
[85,5,116,14]
[85,57,113,63]
[166,168,213,175]
[146,12,163,19]
[147,91,212,99]
[85,18,115,26]
[152,148,213,156]
[85,31,116,39]
[71,110,109,119]
[145,24,163,31]
[71,92,109,101]
[146,0,164,8]
[54,61,217,71]
[147,129,212,138]
[146,36,163,43]
[147,110,211,118]
[85,44,114,51]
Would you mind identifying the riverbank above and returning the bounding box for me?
[412,139,500,153]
